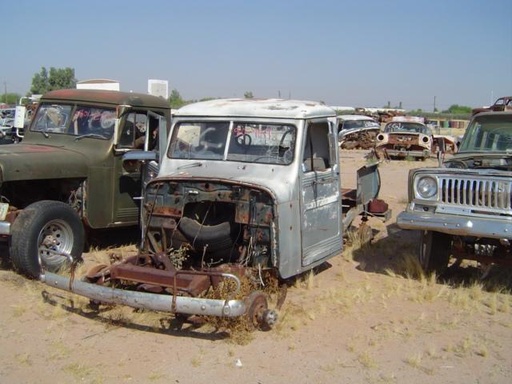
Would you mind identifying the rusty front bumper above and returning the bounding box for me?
[40,271,247,317]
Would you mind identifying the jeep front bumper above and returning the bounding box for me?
[397,210,512,240]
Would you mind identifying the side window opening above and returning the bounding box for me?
[303,122,331,172]
[119,112,160,150]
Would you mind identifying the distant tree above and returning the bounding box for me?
[169,89,187,109]
[442,104,472,114]
[1,92,21,105]
[244,91,254,99]
[30,67,48,95]
[30,67,76,95]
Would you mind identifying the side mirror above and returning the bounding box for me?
[116,104,132,119]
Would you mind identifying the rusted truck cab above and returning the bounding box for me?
[0,89,170,278]
[42,98,388,330]
[143,99,346,282]
[397,111,512,275]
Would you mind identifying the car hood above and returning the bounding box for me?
[0,143,89,182]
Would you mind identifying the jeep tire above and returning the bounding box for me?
[418,230,452,276]
[10,200,85,279]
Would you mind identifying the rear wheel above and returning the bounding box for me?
[418,230,452,276]
[10,200,85,279]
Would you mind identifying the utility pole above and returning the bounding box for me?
[3,81,6,104]
[433,96,437,112]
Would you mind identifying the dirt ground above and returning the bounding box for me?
[0,148,511,384]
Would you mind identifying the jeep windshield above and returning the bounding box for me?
[31,103,116,139]
[458,113,512,153]
[168,121,296,165]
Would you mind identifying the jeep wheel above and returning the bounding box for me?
[418,230,452,276]
[10,200,85,279]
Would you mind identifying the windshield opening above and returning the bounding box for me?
[31,103,116,139]
[341,120,380,130]
[168,121,296,165]
[384,122,429,134]
[459,115,512,152]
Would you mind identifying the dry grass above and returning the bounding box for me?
[15,353,32,366]
[148,370,168,381]
[357,351,378,369]
[5,229,511,357]
[62,362,99,382]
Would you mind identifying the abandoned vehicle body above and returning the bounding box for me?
[397,111,512,275]
[337,114,381,149]
[375,116,457,160]
[0,89,170,278]
[42,98,389,329]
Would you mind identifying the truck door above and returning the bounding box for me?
[300,119,343,267]
[114,111,157,223]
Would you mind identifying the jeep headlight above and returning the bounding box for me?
[415,176,437,199]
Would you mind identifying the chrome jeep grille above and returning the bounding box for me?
[439,176,512,211]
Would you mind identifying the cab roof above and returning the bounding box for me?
[42,89,170,109]
[174,98,336,120]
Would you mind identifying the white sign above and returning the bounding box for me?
[148,79,169,99]
[14,106,26,128]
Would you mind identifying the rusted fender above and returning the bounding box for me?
[40,271,247,318]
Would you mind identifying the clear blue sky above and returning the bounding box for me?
[3,0,511,111]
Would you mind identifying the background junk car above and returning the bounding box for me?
[337,114,381,150]
[40,98,390,330]
[376,116,457,160]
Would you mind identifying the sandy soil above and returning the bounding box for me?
[0,149,511,384]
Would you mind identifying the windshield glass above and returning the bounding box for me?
[168,121,296,165]
[384,122,430,134]
[459,114,512,152]
[341,119,380,130]
[31,103,116,139]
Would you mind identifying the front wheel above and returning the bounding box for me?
[244,291,277,331]
[10,200,85,279]
[418,230,452,276]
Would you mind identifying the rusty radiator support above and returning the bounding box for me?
[40,271,247,318]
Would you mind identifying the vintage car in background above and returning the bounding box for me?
[0,108,17,144]
[0,116,14,144]
[375,116,458,160]
[472,96,512,116]
[337,114,381,149]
